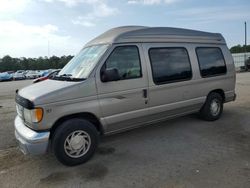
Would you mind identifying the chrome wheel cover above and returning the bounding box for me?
[210,99,221,116]
[64,130,91,158]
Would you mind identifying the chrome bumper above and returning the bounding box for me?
[14,116,50,155]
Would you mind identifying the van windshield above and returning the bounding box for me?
[57,44,109,80]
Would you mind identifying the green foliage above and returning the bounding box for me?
[230,45,250,53]
[0,55,73,72]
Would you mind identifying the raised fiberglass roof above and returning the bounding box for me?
[86,26,226,46]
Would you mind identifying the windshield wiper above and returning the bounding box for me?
[59,74,72,77]
[51,74,85,82]
[68,77,86,81]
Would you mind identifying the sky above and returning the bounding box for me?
[0,0,249,58]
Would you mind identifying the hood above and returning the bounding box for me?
[18,79,96,105]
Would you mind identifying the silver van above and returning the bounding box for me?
[14,26,236,166]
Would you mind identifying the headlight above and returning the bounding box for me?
[23,108,43,123]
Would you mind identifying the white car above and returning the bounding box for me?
[13,71,26,80]
[25,71,40,79]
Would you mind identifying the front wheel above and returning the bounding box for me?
[52,118,99,166]
[199,92,223,121]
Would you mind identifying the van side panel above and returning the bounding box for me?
[186,44,235,103]
[142,43,235,123]
[142,43,205,122]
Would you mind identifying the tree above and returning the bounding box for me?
[230,44,250,53]
[0,55,74,72]
[0,55,15,71]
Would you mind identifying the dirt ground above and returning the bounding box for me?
[0,73,250,188]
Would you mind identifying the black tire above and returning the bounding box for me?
[199,92,223,121]
[52,118,99,166]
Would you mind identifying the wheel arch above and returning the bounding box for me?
[49,112,104,140]
[207,89,225,102]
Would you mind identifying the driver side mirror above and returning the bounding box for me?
[101,68,120,82]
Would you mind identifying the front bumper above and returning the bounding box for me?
[14,116,50,155]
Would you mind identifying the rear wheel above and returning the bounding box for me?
[52,118,99,166]
[199,92,223,121]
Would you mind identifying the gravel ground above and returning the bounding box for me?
[0,73,250,188]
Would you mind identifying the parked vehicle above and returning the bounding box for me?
[13,71,26,80]
[0,72,12,81]
[33,70,60,83]
[14,26,236,166]
[7,71,15,75]
[23,70,29,76]
[25,70,40,79]
[7,71,14,79]
[39,69,57,77]
[39,70,48,77]
[16,70,25,74]
[245,57,250,70]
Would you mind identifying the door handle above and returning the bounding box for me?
[142,89,148,98]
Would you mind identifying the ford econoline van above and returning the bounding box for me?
[14,26,236,166]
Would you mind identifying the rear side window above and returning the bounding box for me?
[196,47,227,77]
[149,48,192,84]
[104,46,142,80]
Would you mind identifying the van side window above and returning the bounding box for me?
[196,47,227,77]
[103,46,142,80]
[149,47,192,84]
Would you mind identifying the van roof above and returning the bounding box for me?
[86,26,226,46]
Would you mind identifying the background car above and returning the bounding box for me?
[39,70,47,77]
[33,69,60,83]
[40,69,57,77]
[7,71,14,79]
[25,70,40,79]
[245,57,250,70]
[13,71,26,80]
[0,72,13,81]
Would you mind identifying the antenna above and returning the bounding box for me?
[244,22,247,70]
